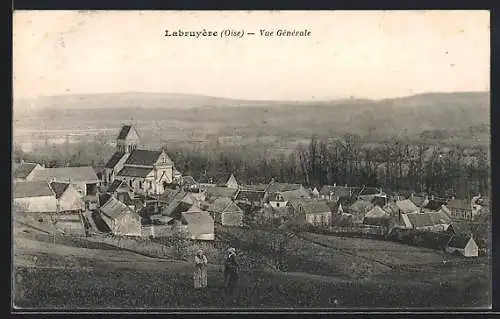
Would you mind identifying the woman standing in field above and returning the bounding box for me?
[193,249,208,290]
[224,247,239,293]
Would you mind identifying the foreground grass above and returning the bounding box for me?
[13,255,491,309]
[12,225,491,309]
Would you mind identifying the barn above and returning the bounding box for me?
[181,209,215,240]
[99,196,142,236]
[13,181,57,213]
[363,205,391,227]
[445,233,479,257]
[208,197,244,227]
[50,182,85,213]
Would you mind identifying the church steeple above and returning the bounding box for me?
[116,124,140,153]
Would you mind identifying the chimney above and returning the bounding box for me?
[333,183,336,187]
[20,158,24,164]
[431,194,435,200]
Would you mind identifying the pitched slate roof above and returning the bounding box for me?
[424,199,447,211]
[117,125,132,140]
[196,172,233,185]
[359,187,382,196]
[117,166,153,178]
[395,199,419,214]
[205,186,238,200]
[208,197,243,214]
[281,189,311,201]
[371,195,388,207]
[14,162,39,179]
[266,182,303,194]
[409,195,427,207]
[49,182,70,199]
[239,184,268,191]
[289,199,331,215]
[105,152,126,169]
[107,179,125,193]
[365,205,390,219]
[14,181,55,198]
[30,166,99,183]
[98,193,112,207]
[405,211,452,229]
[163,199,193,218]
[447,233,474,249]
[347,199,374,214]
[124,149,161,166]
[100,197,139,221]
[234,189,266,202]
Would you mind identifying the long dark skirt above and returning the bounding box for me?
[225,271,239,293]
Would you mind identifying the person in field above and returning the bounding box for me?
[193,249,208,290]
[224,247,239,293]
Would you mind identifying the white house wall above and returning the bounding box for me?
[115,214,142,236]
[58,187,85,212]
[14,196,58,213]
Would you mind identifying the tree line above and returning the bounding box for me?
[14,133,489,199]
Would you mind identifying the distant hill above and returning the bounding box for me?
[13,91,490,148]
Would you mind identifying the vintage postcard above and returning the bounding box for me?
[12,10,491,311]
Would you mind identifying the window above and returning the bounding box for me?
[129,179,133,187]
[150,181,153,189]
[139,181,143,189]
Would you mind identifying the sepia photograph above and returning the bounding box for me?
[12,10,491,310]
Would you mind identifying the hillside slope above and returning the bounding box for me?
[13,92,490,147]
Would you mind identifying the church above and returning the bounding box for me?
[103,125,180,196]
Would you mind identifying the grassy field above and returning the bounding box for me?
[12,224,491,309]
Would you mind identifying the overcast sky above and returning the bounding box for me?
[13,10,490,101]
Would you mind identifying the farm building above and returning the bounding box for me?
[422,198,448,212]
[345,199,374,223]
[404,211,452,232]
[234,189,266,207]
[196,173,239,189]
[239,184,268,192]
[50,182,85,213]
[371,195,389,208]
[358,187,385,201]
[179,209,215,240]
[287,199,332,227]
[99,196,142,236]
[280,188,312,201]
[363,205,391,227]
[204,186,238,202]
[395,199,420,214]
[445,233,479,257]
[265,182,306,197]
[408,194,428,208]
[318,184,360,201]
[268,193,289,208]
[14,162,44,182]
[163,199,195,220]
[13,181,58,213]
[208,197,244,227]
[29,166,99,199]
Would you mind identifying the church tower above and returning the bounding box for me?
[116,125,140,153]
